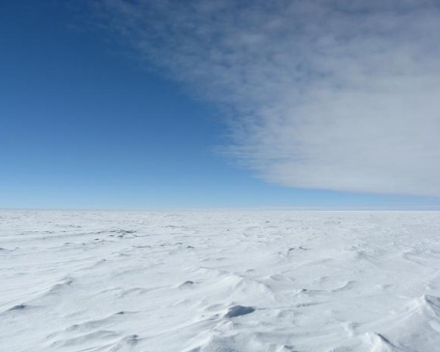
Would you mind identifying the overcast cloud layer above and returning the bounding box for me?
[98,0,440,197]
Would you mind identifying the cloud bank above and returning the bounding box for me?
[97,0,440,196]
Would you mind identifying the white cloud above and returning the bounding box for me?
[97,0,440,196]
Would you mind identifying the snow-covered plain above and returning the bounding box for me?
[1,210,440,352]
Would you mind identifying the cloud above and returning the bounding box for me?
[96,0,440,197]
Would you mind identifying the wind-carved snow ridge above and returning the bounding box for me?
[363,294,440,352]
[1,211,440,351]
[224,305,255,319]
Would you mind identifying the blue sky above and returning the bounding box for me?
[1,1,439,209]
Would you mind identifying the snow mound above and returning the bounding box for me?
[366,295,440,352]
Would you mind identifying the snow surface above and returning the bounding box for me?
[1,210,440,352]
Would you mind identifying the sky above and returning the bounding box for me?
[1,0,439,210]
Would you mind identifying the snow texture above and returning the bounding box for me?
[1,210,440,351]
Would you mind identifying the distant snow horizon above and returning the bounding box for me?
[2,205,440,212]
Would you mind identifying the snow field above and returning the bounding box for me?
[1,210,440,351]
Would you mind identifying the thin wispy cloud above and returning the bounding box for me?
[97,0,440,196]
